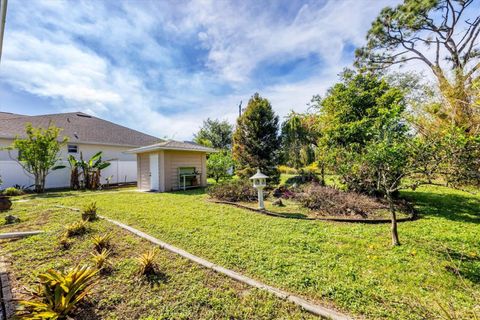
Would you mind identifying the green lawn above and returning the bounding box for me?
[3,184,479,319]
[0,201,314,319]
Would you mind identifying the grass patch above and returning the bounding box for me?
[3,184,480,319]
[0,202,314,319]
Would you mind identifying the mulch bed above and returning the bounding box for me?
[209,200,417,224]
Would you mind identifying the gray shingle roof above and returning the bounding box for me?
[0,112,24,120]
[127,140,217,153]
[0,112,161,147]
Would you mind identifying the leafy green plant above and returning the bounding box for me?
[92,233,112,252]
[16,266,98,319]
[207,150,234,183]
[78,151,111,190]
[65,221,88,237]
[2,187,25,196]
[8,124,68,193]
[91,248,112,270]
[81,202,98,221]
[136,249,159,276]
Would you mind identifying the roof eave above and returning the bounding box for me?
[126,145,217,154]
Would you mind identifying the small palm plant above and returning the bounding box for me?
[92,233,113,252]
[136,248,159,276]
[16,265,98,319]
[91,248,112,270]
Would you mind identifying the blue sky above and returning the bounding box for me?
[0,0,400,140]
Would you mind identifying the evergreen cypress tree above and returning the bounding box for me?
[232,93,280,185]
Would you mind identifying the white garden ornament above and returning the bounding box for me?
[249,169,268,210]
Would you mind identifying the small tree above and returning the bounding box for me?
[280,111,317,169]
[194,118,233,150]
[10,124,67,193]
[207,151,234,183]
[232,93,281,184]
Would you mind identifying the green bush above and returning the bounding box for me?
[277,165,298,175]
[2,187,25,196]
[207,179,259,202]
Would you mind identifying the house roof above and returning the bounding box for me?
[0,112,162,147]
[127,140,217,154]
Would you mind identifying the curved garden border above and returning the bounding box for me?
[209,200,417,224]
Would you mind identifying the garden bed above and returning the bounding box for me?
[0,201,315,319]
[211,199,415,223]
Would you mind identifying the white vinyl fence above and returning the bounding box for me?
[0,160,137,190]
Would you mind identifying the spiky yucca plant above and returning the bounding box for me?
[91,233,112,252]
[16,265,98,319]
[91,248,112,270]
[136,248,158,276]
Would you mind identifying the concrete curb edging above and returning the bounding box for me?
[54,204,352,319]
[0,231,44,239]
[103,216,352,320]
[0,257,14,320]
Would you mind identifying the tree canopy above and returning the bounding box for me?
[232,93,281,184]
[194,118,233,150]
[10,123,68,193]
[356,0,480,133]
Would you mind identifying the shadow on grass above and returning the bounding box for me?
[144,271,169,287]
[402,190,480,224]
[16,187,131,200]
[443,248,480,284]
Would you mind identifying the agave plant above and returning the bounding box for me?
[16,266,98,319]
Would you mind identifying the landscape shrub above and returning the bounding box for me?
[16,266,98,319]
[278,165,297,175]
[2,187,25,196]
[207,179,259,202]
[82,202,98,221]
[295,184,384,217]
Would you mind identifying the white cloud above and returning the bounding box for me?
[0,0,403,140]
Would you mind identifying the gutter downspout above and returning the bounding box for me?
[0,0,7,64]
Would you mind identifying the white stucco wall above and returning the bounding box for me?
[0,138,137,189]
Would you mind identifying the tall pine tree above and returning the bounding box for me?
[233,93,280,184]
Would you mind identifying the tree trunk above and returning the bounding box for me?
[320,163,325,186]
[387,193,400,246]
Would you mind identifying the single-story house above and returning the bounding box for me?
[127,141,215,192]
[0,111,161,189]
[0,111,214,191]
